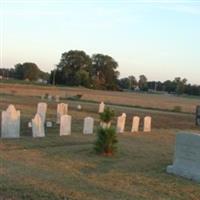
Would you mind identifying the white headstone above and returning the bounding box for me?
[28,122,32,128]
[143,116,151,132]
[37,102,47,124]
[48,94,52,101]
[1,105,20,138]
[100,121,111,129]
[57,103,68,124]
[116,114,126,133]
[77,105,82,110]
[46,121,53,127]
[98,102,105,113]
[60,115,72,136]
[32,113,45,137]
[131,116,140,132]
[167,132,200,182]
[83,117,94,134]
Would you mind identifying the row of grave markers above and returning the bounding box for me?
[1,103,152,138]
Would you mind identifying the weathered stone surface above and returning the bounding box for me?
[116,114,126,133]
[143,116,151,132]
[83,117,94,134]
[98,102,105,113]
[100,121,111,129]
[57,103,68,124]
[46,121,53,127]
[37,102,47,124]
[167,132,200,182]
[32,113,45,137]
[47,94,52,101]
[1,105,20,138]
[131,116,140,132]
[60,115,71,136]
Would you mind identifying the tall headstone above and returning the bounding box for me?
[116,113,126,133]
[196,105,200,126]
[32,113,45,137]
[83,117,94,134]
[98,102,105,113]
[37,102,47,124]
[60,115,72,136]
[131,116,140,132]
[57,103,68,124]
[167,132,200,182]
[1,105,20,138]
[143,116,151,132]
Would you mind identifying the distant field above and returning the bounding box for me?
[0,83,199,113]
[1,84,200,200]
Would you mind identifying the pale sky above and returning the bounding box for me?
[0,0,200,84]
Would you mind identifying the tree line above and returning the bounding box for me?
[1,49,200,96]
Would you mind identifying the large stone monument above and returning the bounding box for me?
[131,116,140,132]
[116,113,126,133]
[32,113,45,137]
[143,116,151,132]
[60,115,71,136]
[98,102,105,113]
[83,117,94,134]
[167,132,200,182]
[57,103,68,124]
[37,102,47,124]
[1,105,20,138]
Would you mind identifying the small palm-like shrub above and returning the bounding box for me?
[94,127,118,156]
[99,107,115,123]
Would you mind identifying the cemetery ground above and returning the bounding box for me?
[1,86,200,200]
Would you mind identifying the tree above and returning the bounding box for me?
[174,77,187,95]
[91,54,119,90]
[138,75,148,91]
[118,77,131,89]
[128,75,137,90]
[54,50,92,86]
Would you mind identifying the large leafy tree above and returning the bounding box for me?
[14,62,43,81]
[54,50,92,86]
[91,54,119,90]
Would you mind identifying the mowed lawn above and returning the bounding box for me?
[0,91,200,200]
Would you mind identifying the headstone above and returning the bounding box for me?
[55,95,60,103]
[196,105,200,126]
[37,102,47,124]
[60,115,71,136]
[100,121,111,129]
[57,103,68,124]
[131,116,140,132]
[28,122,32,128]
[1,105,20,138]
[83,117,94,134]
[116,114,126,133]
[47,94,52,101]
[77,105,82,110]
[46,121,53,127]
[32,113,45,137]
[143,116,151,132]
[167,132,200,182]
[98,102,105,113]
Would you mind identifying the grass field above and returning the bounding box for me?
[1,83,200,200]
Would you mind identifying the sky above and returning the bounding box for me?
[0,0,200,84]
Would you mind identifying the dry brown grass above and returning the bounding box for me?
[0,83,199,113]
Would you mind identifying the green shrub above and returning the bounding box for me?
[173,106,182,112]
[99,107,115,123]
[94,127,118,156]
